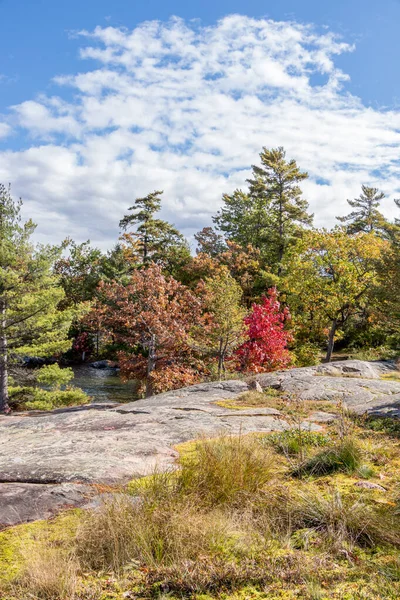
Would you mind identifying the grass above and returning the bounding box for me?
[216,389,338,419]
[1,411,400,600]
[381,371,400,382]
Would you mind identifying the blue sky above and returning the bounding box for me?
[1,0,400,246]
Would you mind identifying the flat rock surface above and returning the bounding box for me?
[0,360,399,525]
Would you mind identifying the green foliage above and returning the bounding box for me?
[36,364,74,390]
[293,342,321,367]
[202,270,246,378]
[214,147,312,273]
[23,387,89,411]
[293,437,363,476]
[0,184,80,412]
[119,190,187,266]
[337,185,388,235]
[263,430,329,455]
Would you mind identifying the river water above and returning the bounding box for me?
[72,365,139,404]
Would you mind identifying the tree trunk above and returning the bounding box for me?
[325,319,337,363]
[146,334,156,397]
[0,299,10,413]
[217,338,224,380]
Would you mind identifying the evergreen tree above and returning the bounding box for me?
[213,189,272,253]
[247,147,312,274]
[0,184,76,413]
[119,190,186,264]
[214,147,312,274]
[337,185,387,234]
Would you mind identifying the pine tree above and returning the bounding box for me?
[337,185,387,234]
[0,185,76,413]
[247,147,312,274]
[119,190,186,264]
[213,189,272,252]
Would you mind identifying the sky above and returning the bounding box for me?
[1,0,400,249]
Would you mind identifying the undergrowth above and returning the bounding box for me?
[1,411,399,600]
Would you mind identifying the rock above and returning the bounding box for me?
[256,360,400,416]
[0,482,94,526]
[249,380,263,393]
[354,481,387,492]
[0,360,399,525]
[90,360,119,369]
[22,356,46,368]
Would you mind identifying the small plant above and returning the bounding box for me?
[36,364,74,390]
[293,437,362,477]
[263,430,329,456]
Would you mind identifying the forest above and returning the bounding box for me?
[1,146,399,413]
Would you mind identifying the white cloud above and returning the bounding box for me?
[1,14,400,248]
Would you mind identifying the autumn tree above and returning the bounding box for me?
[94,265,205,396]
[0,185,76,413]
[203,271,245,378]
[337,185,388,234]
[235,288,292,373]
[119,190,188,266]
[285,229,386,362]
[194,226,226,256]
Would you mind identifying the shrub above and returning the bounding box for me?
[293,342,321,367]
[36,364,74,390]
[23,387,89,411]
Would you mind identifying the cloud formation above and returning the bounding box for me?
[0,15,399,248]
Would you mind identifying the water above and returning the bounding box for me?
[72,365,139,404]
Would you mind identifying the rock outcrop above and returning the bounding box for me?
[0,360,398,526]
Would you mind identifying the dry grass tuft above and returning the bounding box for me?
[15,544,78,600]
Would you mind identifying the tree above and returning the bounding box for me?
[213,189,271,252]
[247,147,312,274]
[235,288,292,373]
[337,185,388,234]
[54,240,104,307]
[93,265,205,396]
[194,226,226,256]
[203,271,245,378]
[119,190,187,265]
[285,229,386,362]
[0,184,76,413]
[214,147,312,274]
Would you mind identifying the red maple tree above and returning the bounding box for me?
[235,288,292,373]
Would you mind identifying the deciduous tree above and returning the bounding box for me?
[94,265,205,396]
[285,229,386,362]
[203,271,245,378]
[235,288,292,373]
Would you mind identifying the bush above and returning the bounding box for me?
[293,342,321,367]
[23,387,90,411]
[36,364,74,390]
